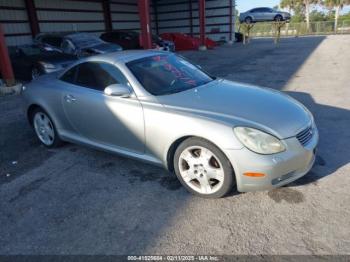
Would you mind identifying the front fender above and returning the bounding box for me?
[141,101,243,168]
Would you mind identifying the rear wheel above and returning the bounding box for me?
[274,15,283,22]
[174,137,235,198]
[31,108,63,148]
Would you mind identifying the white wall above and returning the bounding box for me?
[1,0,141,46]
[155,0,235,41]
[110,0,140,31]
[35,0,105,34]
[0,0,32,46]
[1,0,235,46]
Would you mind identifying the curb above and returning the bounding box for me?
[0,83,22,96]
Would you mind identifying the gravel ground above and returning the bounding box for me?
[0,35,349,255]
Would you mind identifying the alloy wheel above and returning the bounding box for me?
[178,146,224,194]
[33,112,55,146]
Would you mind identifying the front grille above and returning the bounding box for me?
[296,125,313,146]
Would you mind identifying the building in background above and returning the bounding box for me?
[0,0,236,46]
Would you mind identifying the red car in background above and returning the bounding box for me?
[160,33,216,51]
[100,30,175,51]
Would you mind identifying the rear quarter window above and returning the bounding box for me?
[60,66,77,84]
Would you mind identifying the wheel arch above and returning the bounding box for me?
[166,135,192,172]
[245,16,253,22]
[165,135,236,175]
[27,104,42,125]
[274,14,283,20]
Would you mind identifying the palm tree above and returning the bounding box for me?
[280,0,318,29]
[323,0,350,32]
[280,0,298,13]
[303,0,321,29]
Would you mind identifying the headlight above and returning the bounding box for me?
[38,61,57,69]
[234,127,285,154]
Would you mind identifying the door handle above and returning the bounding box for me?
[64,94,76,103]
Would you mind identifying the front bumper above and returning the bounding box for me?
[224,127,319,192]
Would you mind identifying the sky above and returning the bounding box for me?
[236,0,279,13]
[235,0,350,14]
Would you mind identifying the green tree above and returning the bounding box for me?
[309,10,328,21]
[302,0,320,29]
[323,0,350,31]
[280,0,299,12]
[280,0,319,29]
[339,10,350,21]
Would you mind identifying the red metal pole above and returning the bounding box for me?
[229,0,233,42]
[0,24,15,86]
[138,0,152,49]
[24,0,40,38]
[199,0,206,47]
[102,0,113,31]
[153,0,159,35]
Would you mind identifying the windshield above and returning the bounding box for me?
[127,54,214,96]
[67,33,104,49]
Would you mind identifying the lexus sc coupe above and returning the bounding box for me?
[22,51,318,198]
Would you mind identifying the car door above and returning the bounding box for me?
[251,8,263,21]
[254,8,266,22]
[59,61,145,153]
[262,8,274,21]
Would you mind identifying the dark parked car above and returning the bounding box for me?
[239,7,291,23]
[8,44,77,80]
[100,30,175,51]
[34,32,123,57]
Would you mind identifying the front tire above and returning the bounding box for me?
[274,15,283,22]
[31,108,63,148]
[245,16,253,24]
[174,137,235,198]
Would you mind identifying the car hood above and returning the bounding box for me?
[157,79,311,139]
[81,43,122,54]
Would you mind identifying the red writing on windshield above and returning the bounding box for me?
[152,56,197,86]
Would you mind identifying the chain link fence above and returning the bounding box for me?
[241,20,350,37]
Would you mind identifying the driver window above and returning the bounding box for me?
[74,62,130,91]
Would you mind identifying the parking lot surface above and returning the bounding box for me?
[1,35,350,255]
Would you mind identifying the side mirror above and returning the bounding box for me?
[104,84,131,98]
[43,46,55,52]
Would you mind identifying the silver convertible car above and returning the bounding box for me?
[22,50,318,198]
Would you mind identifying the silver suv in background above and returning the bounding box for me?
[239,8,291,23]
